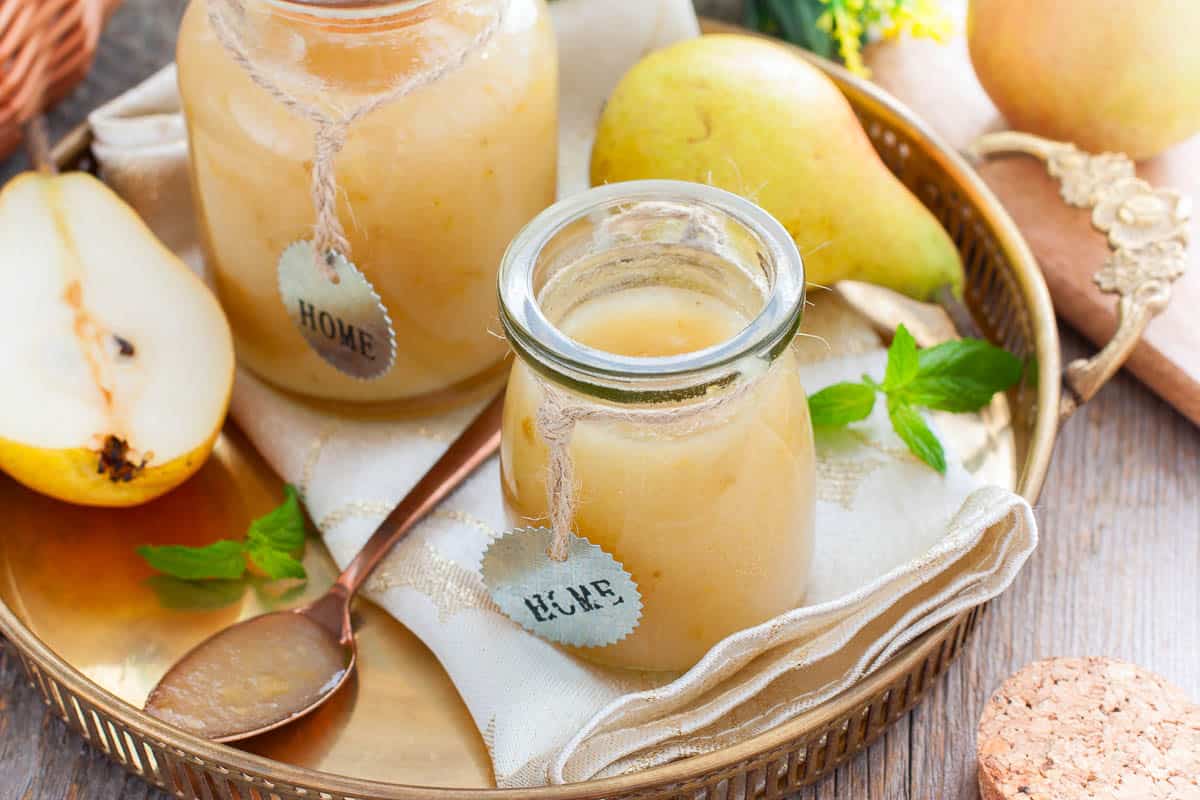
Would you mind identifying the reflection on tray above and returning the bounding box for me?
[0,426,493,787]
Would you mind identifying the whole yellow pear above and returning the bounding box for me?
[969,0,1200,160]
[590,35,963,300]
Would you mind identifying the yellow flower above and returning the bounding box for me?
[833,8,867,75]
[891,0,954,41]
[818,0,953,77]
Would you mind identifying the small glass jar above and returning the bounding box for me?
[498,180,816,672]
[177,0,557,405]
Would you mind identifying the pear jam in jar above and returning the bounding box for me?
[499,181,816,672]
[177,0,557,404]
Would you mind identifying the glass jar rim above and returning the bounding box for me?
[498,180,806,399]
[258,0,436,21]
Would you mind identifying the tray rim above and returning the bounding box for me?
[0,19,1062,798]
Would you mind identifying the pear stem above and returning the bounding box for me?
[24,115,57,175]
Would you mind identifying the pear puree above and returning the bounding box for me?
[145,612,347,740]
[177,0,558,404]
[501,286,816,671]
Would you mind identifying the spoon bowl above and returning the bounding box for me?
[145,603,355,742]
[145,392,504,742]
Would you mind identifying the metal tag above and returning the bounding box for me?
[481,527,642,648]
[277,241,396,380]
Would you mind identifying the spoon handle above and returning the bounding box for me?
[334,390,505,596]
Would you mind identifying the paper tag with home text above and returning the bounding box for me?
[481,527,642,648]
[278,241,396,380]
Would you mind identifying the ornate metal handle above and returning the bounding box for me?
[969,132,1190,421]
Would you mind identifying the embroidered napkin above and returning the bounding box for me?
[86,1,1037,787]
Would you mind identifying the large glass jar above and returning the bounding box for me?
[498,181,816,672]
[177,0,557,405]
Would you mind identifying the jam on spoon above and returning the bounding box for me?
[144,392,503,742]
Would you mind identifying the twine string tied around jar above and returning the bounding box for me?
[206,0,506,282]
[534,364,772,562]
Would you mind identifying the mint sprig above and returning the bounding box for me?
[807,324,1022,473]
[137,485,308,582]
[137,540,248,581]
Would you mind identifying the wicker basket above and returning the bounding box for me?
[0,0,120,160]
[0,21,1181,800]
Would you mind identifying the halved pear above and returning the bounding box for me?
[0,172,234,507]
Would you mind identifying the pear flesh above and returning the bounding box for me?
[590,34,964,301]
[0,172,234,507]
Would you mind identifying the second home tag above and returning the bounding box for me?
[481,527,642,648]
[278,241,397,380]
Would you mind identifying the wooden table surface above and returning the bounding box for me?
[2,2,1197,798]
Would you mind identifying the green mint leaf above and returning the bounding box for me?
[138,485,309,586]
[887,396,946,474]
[808,382,877,427]
[136,540,247,581]
[883,323,919,390]
[247,545,307,581]
[901,376,1005,412]
[907,338,1023,412]
[246,484,306,553]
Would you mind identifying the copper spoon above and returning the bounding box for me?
[144,391,505,742]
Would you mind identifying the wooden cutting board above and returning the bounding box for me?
[864,28,1200,425]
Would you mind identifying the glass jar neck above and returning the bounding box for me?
[218,0,502,92]
[498,181,806,405]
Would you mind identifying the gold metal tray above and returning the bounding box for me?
[0,21,1180,800]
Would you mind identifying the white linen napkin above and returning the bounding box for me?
[85,1,1037,787]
